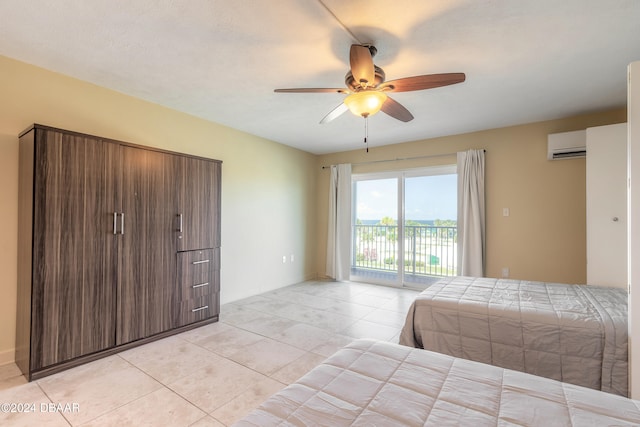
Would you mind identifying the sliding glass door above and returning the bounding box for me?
[403,172,458,287]
[352,177,400,284]
[351,166,457,289]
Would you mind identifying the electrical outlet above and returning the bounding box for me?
[290,254,295,262]
[501,267,509,278]
[282,256,287,263]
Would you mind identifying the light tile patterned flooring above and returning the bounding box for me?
[0,280,420,426]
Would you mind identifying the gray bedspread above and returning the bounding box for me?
[399,276,628,396]
[234,339,640,426]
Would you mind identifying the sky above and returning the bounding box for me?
[355,174,457,221]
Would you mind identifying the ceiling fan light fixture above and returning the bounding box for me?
[344,90,387,118]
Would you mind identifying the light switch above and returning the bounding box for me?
[503,208,510,217]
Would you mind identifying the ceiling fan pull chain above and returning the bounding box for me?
[364,116,369,153]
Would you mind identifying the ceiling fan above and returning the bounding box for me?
[274,44,466,124]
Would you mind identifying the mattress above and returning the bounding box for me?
[233,339,640,426]
[399,276,628,396]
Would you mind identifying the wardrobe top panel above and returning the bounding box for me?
[20,123,222,164]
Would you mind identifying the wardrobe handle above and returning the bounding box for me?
[192,259,210,265]
[178,214,183,233]
[192,282,210,289]
[120,213,125,235]
[113,212,118,235]
[191,305,209,313]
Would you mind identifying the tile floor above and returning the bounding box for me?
[0,280,420,426]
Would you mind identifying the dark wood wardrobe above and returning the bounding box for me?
[15,125,221,380]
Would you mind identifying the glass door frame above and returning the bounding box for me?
[350,165,457,289]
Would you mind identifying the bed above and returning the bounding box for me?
[399,276,628,396]
[233,339,640,426]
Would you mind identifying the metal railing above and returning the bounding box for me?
[353,224,457,277]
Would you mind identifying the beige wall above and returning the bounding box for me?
[316,109,626,284]
[0,52,628,366]
[0,55,318,364]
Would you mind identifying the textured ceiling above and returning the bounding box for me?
[0,0,639,154]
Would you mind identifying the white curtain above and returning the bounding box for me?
[457,149,485,276]
[326,163,352,281]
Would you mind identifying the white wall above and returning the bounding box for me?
[629,60,640,398]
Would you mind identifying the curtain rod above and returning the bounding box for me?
[320,149,485,169]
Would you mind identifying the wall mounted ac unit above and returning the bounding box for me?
[547,129,586,160]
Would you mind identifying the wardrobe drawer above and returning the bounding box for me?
[177,294,219,326]
[177,249,219,299]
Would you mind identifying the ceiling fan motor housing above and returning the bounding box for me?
[345,65,386,91]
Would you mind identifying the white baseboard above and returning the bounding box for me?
[0,348,15,366]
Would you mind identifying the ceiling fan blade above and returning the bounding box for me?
[274,88,348,93]
[381,96,414,122]
[380,73,466,93]
[350,45,375,88]
[320,103,349,124]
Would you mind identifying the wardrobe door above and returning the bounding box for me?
[117,147,178,344]
[31,130,118,371]
[176,157,221,252]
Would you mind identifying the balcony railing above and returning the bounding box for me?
[353,224,457,278]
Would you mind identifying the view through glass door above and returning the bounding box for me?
[351,166,457,289]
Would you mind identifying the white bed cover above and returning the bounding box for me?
[399,276,628,396]
[234,339,640,426]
